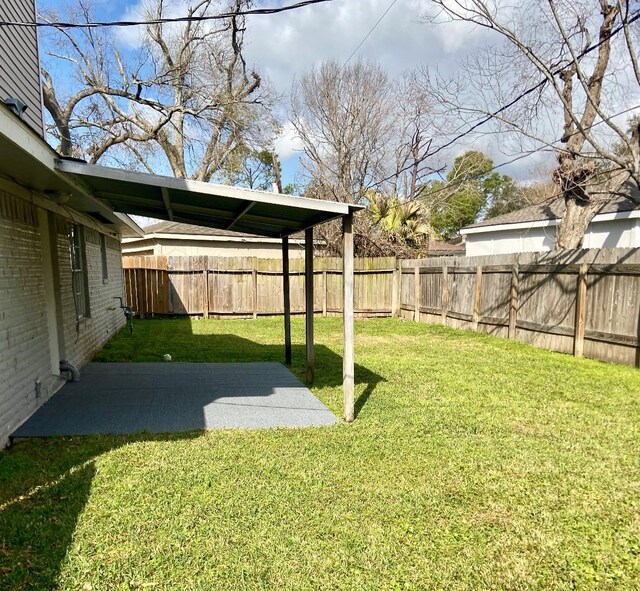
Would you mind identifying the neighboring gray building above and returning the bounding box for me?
[461,187,640,256]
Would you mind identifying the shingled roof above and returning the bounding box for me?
[464,182,640,231]
[142,220,306,240]
[143,220,263,238]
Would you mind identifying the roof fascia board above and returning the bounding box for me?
[57,160,362,215]
[0,108,140,235]
[461,209,640,235]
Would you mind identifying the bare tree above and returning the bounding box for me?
[390,68,437,201]
[40,0,277,181]
[290,60,443,254]
[290,59,396,205]
[422,0,640,249]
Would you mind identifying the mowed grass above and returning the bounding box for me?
[1,317,639,590]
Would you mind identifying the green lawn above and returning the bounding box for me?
[1,317,639,590]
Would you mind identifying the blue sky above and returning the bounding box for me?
[38,0,520,188]
[36,0,639,189]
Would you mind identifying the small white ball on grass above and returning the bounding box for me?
[163,353,172,362]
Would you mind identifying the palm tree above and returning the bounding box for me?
[369,192,435,249]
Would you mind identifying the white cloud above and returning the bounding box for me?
[243,0,491,94]
[274,121,305,161]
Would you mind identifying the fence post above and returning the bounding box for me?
[135,269,145,319]
[202,258,209,318]
[574,263,588,357]
[252,267,258,320]
[414,266,420,322]
[509,264,519,339]
[441,266,448,325]
[391,258,400,317]
[472,265,483,331]
[322,270,328,317]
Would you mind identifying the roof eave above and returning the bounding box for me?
[461,209,640,235]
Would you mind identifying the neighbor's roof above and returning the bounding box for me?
[144,220,267,238]
[140,220,306,241]
[426,240,465,255]
[57,160,362,239]
[462,182,640,234]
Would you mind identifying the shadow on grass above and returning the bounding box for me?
[0,432,200,590]
[2,321,383,588]
[97,321,385,420]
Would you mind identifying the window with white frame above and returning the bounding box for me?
[70,224,90,318]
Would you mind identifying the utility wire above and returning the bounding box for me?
[377,104,640,213]
[0,0,335,28]
[343,0,400,66]
[371,9,640,191]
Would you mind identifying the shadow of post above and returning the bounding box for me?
[162,332,385,421]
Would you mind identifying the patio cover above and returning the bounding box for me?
[56,159,362,422]
[57,159,357,238]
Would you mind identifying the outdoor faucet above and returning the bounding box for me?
[112,297,135,333]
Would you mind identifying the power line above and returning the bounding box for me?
[0,0,335,29]
[371,9,640,191]
[379,104,640,213]
[343,0,400,66]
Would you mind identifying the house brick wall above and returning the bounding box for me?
[0,190,61,445]
[0,187,125,447]
[55,220,126,366]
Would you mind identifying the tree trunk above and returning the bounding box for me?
[555,197,602,249]
[555,164,632,250]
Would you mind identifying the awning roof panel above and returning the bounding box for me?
[57,160,361,238]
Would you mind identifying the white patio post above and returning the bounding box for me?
[282,236,292,365]
[343,212,355,422]
[305,227,314,384]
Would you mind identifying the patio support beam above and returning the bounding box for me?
[305,227,314,384]
[160,187,174,221]
[227,201,255,230]
[343,212,355,422]
[282,236,292,365]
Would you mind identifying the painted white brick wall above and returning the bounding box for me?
[0,198,60,445]
[0,190,126,447]
[56,223,126,366]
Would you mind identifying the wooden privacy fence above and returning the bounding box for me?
[400,248,640,367]
[123,248,640,367]
[122,255,396,319]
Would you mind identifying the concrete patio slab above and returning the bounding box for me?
[12,362,337,437]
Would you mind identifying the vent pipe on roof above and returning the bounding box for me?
[4,97,27,119]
